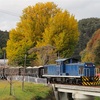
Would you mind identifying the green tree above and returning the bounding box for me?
[0,30,9,48]
[0,30,9,59]
[0,48,3,58]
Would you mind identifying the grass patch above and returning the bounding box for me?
[95,97,100,100]
[0,80,52,100]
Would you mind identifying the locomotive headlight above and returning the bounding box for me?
[85,65,87,66]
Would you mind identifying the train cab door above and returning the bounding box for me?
[59,60,67,75]
[56,59,66,75]
[84,68,90,76]
[84,63,95,76]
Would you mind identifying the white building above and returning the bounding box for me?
[0,59,8,66]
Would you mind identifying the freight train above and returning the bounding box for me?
[43,58,100,86]
[0,66,44,79]
[0,58,100,86]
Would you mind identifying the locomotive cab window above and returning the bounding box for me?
[79,66,84,74]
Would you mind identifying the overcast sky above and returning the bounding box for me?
[0,0,100,31]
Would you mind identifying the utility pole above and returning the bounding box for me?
[4,51,5,65]
[22,54,26,91]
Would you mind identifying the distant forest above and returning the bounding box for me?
[0,17,100,61]
[0,30,9,58]
[73,18,100,60]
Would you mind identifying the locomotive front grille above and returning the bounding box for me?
[82,76,89,82]
[94,76,99,81]
[81,76,100,86]
[82,76,99,82]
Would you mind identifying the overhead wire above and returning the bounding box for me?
[0,9,20,17]
[0,8,21,30]
[0,8,21,96]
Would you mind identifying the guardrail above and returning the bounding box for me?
[7,76,47,85]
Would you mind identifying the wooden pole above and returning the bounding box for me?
[10,75,13,95]
[22,54,26,91]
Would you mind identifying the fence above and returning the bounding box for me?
[7,76,47,85]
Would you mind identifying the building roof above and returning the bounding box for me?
[56,58,67,62]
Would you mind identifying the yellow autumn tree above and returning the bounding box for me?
[7,2,79,65]
[37,11,79,58]
[6,2,61,65]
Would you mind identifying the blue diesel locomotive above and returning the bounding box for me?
[43,58,100,85]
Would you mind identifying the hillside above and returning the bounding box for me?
[80,29,100,66]
[73,18,100,60]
